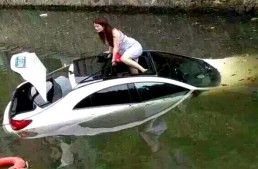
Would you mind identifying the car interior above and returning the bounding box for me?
[100,52,155,78]
[10,78,65,117]
[72,52,155,82]
[10,83,36,116]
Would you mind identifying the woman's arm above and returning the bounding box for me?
[108,46,113,53]
[104,46,113,58]
[104,46,112,54]
[112,29,120,63]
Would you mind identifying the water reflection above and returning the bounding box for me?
[139,117,167,152]
[204,54,258,87]
[51,125,193,169]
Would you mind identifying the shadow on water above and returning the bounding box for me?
[0,9,257,169]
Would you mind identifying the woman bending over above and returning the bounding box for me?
[93,17,147,74]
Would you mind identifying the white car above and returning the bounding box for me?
[2,51,221,138]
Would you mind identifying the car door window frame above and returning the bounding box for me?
[134,82,189,102]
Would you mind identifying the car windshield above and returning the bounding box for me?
[150,52,221,87]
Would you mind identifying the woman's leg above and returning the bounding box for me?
[120,43,147,73]
[129,67,138,74]
[121,55,147,73]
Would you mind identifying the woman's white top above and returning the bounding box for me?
[118,31,139,53]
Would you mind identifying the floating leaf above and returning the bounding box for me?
[246,77,257,82]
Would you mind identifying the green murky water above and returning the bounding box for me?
[0,9,258,169]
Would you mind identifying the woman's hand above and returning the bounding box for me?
[112,61,117,66]
[103,51,110,54]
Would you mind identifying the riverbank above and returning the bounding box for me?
[0,0,257,15]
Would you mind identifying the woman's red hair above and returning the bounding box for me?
[94,18,114,47]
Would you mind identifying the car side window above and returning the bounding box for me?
[134,82,189,101]
[74,84,131,109]
[151,52,191,79]
[151,52,171,78]
[73,95,92,109]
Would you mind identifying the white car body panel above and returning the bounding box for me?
[3,51,220,138]
[3,76,195,138]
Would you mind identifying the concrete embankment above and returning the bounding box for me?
[0,0,257,14]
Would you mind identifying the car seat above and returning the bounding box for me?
[47,78,62,103]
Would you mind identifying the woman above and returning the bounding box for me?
[93,17,147,74]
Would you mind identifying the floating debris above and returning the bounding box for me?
[214,0,222,4]
[192,22,199,25]
[40,13,48,17]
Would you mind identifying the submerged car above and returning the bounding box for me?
[2,50,221,138]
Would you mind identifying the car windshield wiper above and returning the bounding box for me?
[77,63,113,84]
[77,69,104,84]
[76,53,114,84]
